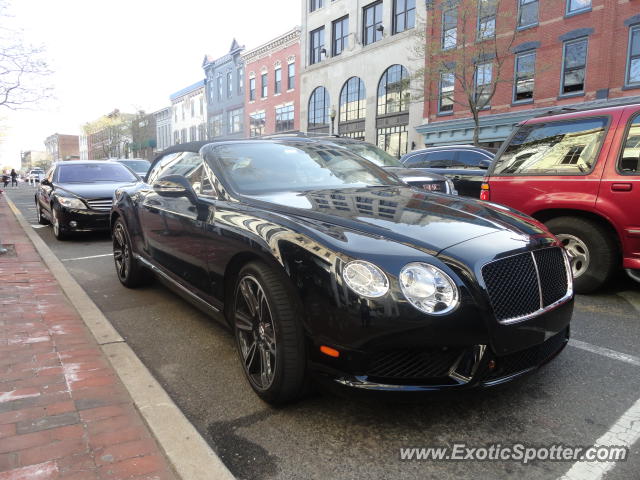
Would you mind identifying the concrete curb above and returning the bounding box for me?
[5,196,235,480]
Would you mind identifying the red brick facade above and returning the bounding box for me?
[420,0,640,145]
[243,28,300,137]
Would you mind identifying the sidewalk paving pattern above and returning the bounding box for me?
[0,196,177,480]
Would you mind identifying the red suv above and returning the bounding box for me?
[481,104,640,293]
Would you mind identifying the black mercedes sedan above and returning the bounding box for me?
[35,161,139,240]
[111,140,574,404]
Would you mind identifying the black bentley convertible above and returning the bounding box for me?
[111,140,574,404]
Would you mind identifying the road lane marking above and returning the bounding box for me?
[30,225,47,229]
[569,339,640,367]
[558,396,640,480]
[61,253,114,262]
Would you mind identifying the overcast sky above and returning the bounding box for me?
[0,0,301,169]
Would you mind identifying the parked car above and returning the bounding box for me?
[401,146,495,197]
[481,103,640,293]
[109,158,151,178]
[111,139,573,404]
[35,160,138,240]
[263,134,457,194]
[27,168,45,183]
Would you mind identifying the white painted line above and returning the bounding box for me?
[31,225,47,229]
[558,396,640,480]
[569,339,640,368]
[61,253,113,262]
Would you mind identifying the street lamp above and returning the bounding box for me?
[330,107,336,135]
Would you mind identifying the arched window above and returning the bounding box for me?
[377,65,410,116]
[339,77,366,122]
[308,87,330,129]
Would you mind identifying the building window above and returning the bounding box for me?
[561,37,588,95]
[190,99,194,117]
[627,25,640,86]
[181,128,187,143]
[377,64,410,115]
[288,63,295,90]
[518,0,538,28]
[274,68,282,94]
[174,106,177,123]
[566,0,591,15]
[199,97,203,115]
[438,72,454,113]
[174,130,180,145]
[249,77,256,101]
[363,1,383,46]
[237,67,244,93]
[181,104,185,120]
[308,86,330,129]
[339,77,366,122]
[310,0,323,12]
[275,104,295,132]
[249,112,266,137]
[478,0,496,40]
[228,108,242,134]
[393,0,415,34]
[217,76,222,101]
[514,51,535,102]
[210,113,223,137]
[332,16,349,56]
[189,125,197,142]
[475,62,493,107]
[442,8,457,50]
[377,125,408,159]
[310,27,325,65]
[227,72,233,98]
[261,72,268,98]
[198,123,206,141]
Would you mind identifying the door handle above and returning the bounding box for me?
[611,183,632,192]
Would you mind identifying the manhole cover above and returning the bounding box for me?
[0,244,16,257]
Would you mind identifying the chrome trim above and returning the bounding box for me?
[448,345,487,383]
[480,368,536,387]
[334,376,454,391]
[530,251,544,310]
[135,254,220,312]
[482,247,573,326]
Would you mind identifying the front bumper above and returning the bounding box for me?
[57,207,110,232]
[313,324,570,393]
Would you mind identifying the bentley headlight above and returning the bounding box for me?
[399,263,459,314]
[343,260,389,298]
[57,197,87,209]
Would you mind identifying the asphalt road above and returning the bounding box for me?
[5,183,640,480]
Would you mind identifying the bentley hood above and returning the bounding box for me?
[245,186,554,254]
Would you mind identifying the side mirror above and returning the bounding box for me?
[153,174,198,203]
[40,179,51,186]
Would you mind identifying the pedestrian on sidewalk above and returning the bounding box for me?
[2,172,9,188]
[10,168,18,187]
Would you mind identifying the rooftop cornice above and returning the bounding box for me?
[241,27,301,63]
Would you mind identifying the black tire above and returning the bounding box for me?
[35,201,49,225]
[545,216,618,294]
[232,261,307,405]
[112,218,152,288]
[51,206,68,240]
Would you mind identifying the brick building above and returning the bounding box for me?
[85,110,135,160]
[418,0,640,147]
[44,133,80,163]
[242,28,301,136]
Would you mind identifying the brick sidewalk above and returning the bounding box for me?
[0,196,177,480]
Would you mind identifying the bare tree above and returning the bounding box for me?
[413,0,535,145]
[0,0,52,109]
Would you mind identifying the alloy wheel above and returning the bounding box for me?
[234,275,277,390]
[52,210,60,237]
[557,233,590,278]
[113,223,130,281]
